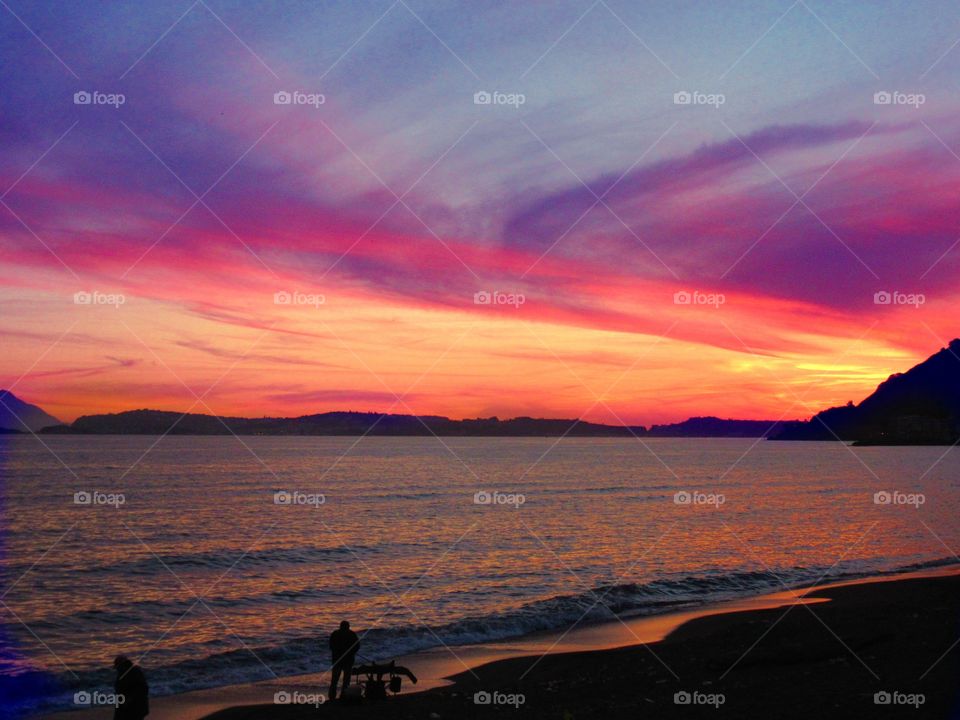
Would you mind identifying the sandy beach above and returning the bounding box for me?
[44,567,959,720]
[203,568,959,719]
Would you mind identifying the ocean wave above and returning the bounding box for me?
[17,556,957,716]
[72,542,406,575]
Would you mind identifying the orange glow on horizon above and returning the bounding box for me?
[1,282,942,427]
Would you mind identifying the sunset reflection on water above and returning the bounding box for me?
[1,436,956,705]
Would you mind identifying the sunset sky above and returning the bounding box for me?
[2,0,959,425]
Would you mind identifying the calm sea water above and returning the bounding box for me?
[1,435,958,715]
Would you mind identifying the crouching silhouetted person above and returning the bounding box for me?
[113,655,149,720]
[329,621,359,700]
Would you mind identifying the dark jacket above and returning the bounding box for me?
[329,628,360,665]
[114,665,149,720]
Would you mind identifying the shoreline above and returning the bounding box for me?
[208,566,960,719]
[41,565,960,720]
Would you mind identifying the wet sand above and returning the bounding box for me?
[201,568,959,719]
[42,581,833,720]
[44,568,960,719]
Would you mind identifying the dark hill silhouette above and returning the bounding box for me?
[47,409,649,436]
[18,340,960,442]
[771,339,960,444]
[40,409,799,438]
[647,416,799,438]
[0,390,62,432]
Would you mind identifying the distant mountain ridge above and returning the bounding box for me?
[0,390,62,432]
[37,409,797,438]
[647,416,797,438]
[772,339,960,444]
[49,409,647,436]
[19,337,960,442]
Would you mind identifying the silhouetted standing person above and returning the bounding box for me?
[329,620,359,700]
[113,655,149,720]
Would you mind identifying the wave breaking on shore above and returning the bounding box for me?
[11,556,957,716]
